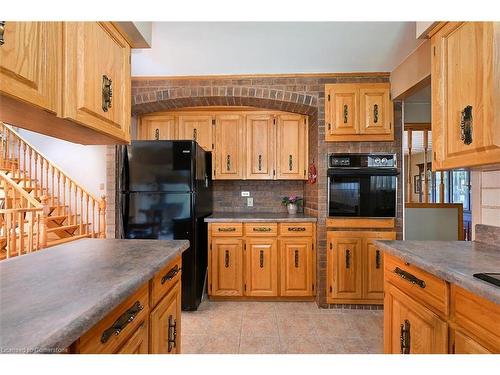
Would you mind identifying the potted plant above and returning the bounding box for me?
[281,195,303,215]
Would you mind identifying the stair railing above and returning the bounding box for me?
[0,122,106,239]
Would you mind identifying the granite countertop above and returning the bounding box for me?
[0,238,189,354]
[374,240,500,305]
[204,212,317,223]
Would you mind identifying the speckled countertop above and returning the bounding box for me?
[204,212,317,222]
[0,238,189,354]
[374,240,500,305]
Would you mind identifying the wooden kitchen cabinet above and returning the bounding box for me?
[209,237,244,296]
[384,282,448,354]
[116,320,149,354]
[431,22,500,169]
[280,237,314,297]
[246,114,275,179]
[453,330,491,354]
[325,83,393,141]
[245,238,278,296]
[61,22,131,143]
[138,114,176,140]
[150,281,181,354]
[0,22,59,113]
[215,114,245,179]
[276,114,308,180]
[328,236,362,300]
[178,115,214,152]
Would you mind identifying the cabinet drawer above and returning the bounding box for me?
[384,254,449,317]
[211,223,243,236]
[279,223,313,236]
[77,284,149,354]
[245,223,278,236]
[150,255,182,308]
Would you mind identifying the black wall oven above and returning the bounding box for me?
[328,153,398,218]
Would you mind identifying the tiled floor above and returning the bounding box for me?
[181,300,383,354]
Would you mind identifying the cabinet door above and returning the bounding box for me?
[178,115,213,152]
[359,84,392,136]
[384,283,448,354]
[280,237,313,296]
[432,22,500,169]
[364,239,385,300]
[453,330,491,354]
[215,114,244,179]
[61,22,131,142]
[246,114,275,179]
[325,84,358,137]
[0,22,59,112]
[276,114,307,180]
[210,238,244,296]
[115,320,149,354]
[150,282,181,354]
[138,115,176,140]
[245,238,278,296]
[328,235,362,300]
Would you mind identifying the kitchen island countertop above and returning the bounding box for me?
[0,238,189,353]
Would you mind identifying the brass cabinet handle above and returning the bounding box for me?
[294,250,299,268]
[193,128,197,141]
[253,227,272,232]
[288,227,306,232]
[288,155,293,171]
[225,250,230,268]
[460,105,473,145]
[102,75,113,112]
[258,154,262,171]
[400,320,411,354]
[155,128,160,140]
[394,267,426,289]
[226,154,231,171]
[218,227,236,232]
[259,250,264,268]
[161,264,180,284]
[167,315,177,353]
[373,104,379,123]
[375,250,381,269]
[345,249,351,269]
[343,104,348,123]
[100,301,143,343]
[0,21,5,46]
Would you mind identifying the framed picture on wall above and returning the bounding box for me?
[413,175,421,194]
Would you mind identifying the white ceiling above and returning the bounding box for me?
[131,22,422,76]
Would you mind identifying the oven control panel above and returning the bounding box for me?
[329,153,396,168]
[367,155,396,168]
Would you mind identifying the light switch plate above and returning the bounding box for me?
[241,191,250,197]
[247,197,254,207]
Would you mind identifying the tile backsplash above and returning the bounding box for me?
[213,180,305,213]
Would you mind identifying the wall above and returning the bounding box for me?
[472,169,500,238]
[16,128,107,197]
[404,150,432,202]
[404,102,431,123]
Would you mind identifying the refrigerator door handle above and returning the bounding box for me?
[204,173,209,188]
[121,145,130,192]
[121,194,129,239]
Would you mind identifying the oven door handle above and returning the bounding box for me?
[328,168,399,177]
[327,176,331,214]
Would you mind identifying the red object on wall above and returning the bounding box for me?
[307,159,317,184]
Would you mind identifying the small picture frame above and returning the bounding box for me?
[413,175,421,194]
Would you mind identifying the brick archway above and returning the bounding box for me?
[131,86,318,119]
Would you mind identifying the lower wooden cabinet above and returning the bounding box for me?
[150,281,181,354]
[116,320,149,354]
[208,221,316,299]
[453,330,492,354]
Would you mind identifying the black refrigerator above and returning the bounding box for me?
[118,140,213,311]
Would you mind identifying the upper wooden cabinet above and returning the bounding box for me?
[138,114,176,140]
[276,114,308,180]
[215,114,245,179]
[0,21,132,144]
[246,114,275,179]
[178,115,214,152]
[0,22,59,113]
[325,83,393,141]
[431,22,500,170]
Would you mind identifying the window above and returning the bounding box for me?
[451,170,470,211]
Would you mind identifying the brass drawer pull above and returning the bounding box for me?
[218,227,236,232]
[0,21,5,46]
[161,264,180,284]
[253,227,272,232]
[400,319,411,354]
[288,155,293,171]
[460,105,473,145]
[258,154,262,171]
[288,227,306,232]
[394,267,426,289]
[225,250,230,268]
[343,104,348,123]
[101,301,143,343]
[260,250,264,268]
[294,250,299,268]
[102,75,112,112]
[373,104,379,123]
[375,250,381,269]
[193,128,197,141]
[155,128,160,140]
[345,249,351,269]
[226,154,231,171]
[167,315,177,353]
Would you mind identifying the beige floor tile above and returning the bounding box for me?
[365,337,384,354]
[275,302,321,314]
[243,301,277,314]
[317,337,368,354]
[241,313,279,337]
[200,335,240,354]
[181,334,210,354]
[205,311,243,336]
[239,336,281,354]
[342,338,369,354]
[312,313,357,338]
[181,313,210,335]
[277,313,317,337]
[279,335,323,354]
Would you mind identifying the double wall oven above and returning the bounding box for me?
[328,153,398,218]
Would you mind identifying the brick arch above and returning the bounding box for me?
[131,86,318,118]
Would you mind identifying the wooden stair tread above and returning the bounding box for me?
[46,215,68,222]
[47,234,92,247]
[47,224,79,233]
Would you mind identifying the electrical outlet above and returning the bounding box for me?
[241,191,250,197]
[247,197,254,207]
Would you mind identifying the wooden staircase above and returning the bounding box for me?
[0,122,106,260]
